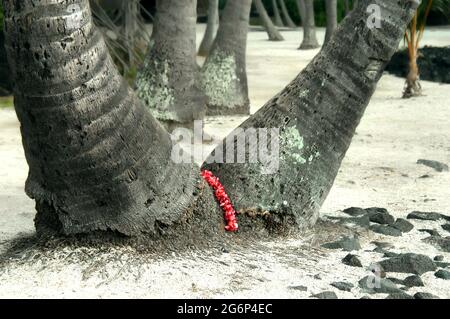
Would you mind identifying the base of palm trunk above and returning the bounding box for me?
[402,79,422,99]
[206,102,250,116]
[299,42,320,50]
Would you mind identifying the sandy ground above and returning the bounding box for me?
[0,26,449,299]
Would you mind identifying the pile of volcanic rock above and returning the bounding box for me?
[314,208,450,299]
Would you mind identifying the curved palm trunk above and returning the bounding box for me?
[198,0,220,57]
[3,0,209,237]
[200,0,252,115]
[324,0,338,43]
[299,0,320,49]
[271,0,285,27]
[204,0,419,232]
[278,0,297,28]
[254,0,284,41]
[295,0,306,26]
[136,0,205,129]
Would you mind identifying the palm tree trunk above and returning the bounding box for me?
[299,0,320,49]
[198,0,220,57]
[136,0,206,130]
[278,0,297,28]
[403,46,422,98]
[272,0,285,27]
[203,0,419,233]
[295,0,306,26]
[324,0,338,43]
[200,0,252,115]
[3,0,210,237]
[254,0,285,41]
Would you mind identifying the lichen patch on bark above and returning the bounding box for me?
[200,52,245,109]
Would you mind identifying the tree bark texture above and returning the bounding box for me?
[200,0,252,115]
[254,0,284,41]
[204,0,419,232]
[3,0,204,236]
[136,0,206,127]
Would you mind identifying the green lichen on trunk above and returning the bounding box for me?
[200,52,245,109]
[281,126,307,165]
[136,59,176,121]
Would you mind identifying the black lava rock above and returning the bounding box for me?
[378,253,437,275]
[385,292,414,299]
[358,276,402,294]
[434,269,450,280]
[366,208,395,225]
[343,207,366,217]
[342,254,363,267]
[418,229,441,237]
[414,292,440,299]
[321,236,361,251]
[288,285,308,291]
[392,218,414,233]
[369,224,402,237]
[403,275,424,288]
[311,291,338,299]
[435,262,450,268]
[331,281,354,292]
[417,159,449,172]
[434,255,444,262]
[407,211,444,221]
[442,224,450,232]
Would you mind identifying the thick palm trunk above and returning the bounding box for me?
[299,0,320,49]
[271,0,285,27]
[200,0,252,115]
[198,0,219,57]
[324,0,338,43]
[278,0,297,28]
[254,0,284,41]
[204,0,419,232]
[3,0,208,237]
[136,0,205,129]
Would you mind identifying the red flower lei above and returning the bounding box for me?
[201,170,238,232]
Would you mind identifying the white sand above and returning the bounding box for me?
[0,26,449,299]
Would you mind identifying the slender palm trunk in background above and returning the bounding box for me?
[279,0,297,28]
[136,0,205,130]
[3,0,206,237]
[299,0,320,49]
[4,0,419,238]
[198,0,219,57]
[200,0,252,115]
[344,0,351,15]
[204,0,419,233]
[272,0,285,27]
[296,0,306,26]
[324,0,338,43]
[254,0,285,41]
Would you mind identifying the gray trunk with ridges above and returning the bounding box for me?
[325,0,338,43]
[299,0,320,49]
[203,0,419,233]
[200,0,252,116]
[271,0,284,27]
[3,0,206,237]
[295,0,306,26]
[254,0,284,41]
[278,0,297,28]
[198,0,219,57]
[136,0,205,127]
